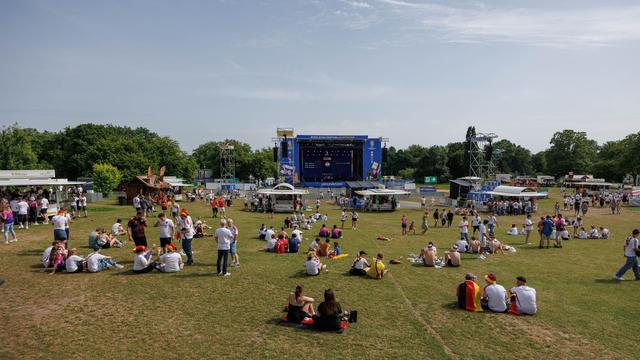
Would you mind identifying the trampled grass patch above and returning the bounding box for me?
[1,189,638,359]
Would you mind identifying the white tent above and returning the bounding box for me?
[257,183,308,212]
[257,183,309,196]
[354,189,410,196]
[486,185,548,198]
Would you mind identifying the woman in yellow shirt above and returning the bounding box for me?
[367,253,386,279]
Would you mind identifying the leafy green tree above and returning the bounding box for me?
[192,139,254,180]
[250,148,278,181]
[463,126,476,176]
[491,139,533,175]
[446,142,466,179]
[92,163,122,197]
[397,168,415,180]
[414,146,450,182]
[532,151,548,174]
[545,130,598,178]
[0,124,40,169]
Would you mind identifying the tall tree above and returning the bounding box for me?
[545,130,598,177]
[463,126,476,176]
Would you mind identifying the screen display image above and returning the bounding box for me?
[299,141,363,182]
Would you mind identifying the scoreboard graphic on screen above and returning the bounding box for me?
[279,135,383,187]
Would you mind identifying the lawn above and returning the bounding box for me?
[1,189,638,359]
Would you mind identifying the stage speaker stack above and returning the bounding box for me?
[382,147,388,162]
[273,147,278,162]
[281,141,288,157]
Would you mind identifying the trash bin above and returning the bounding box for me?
[118,196,126,205]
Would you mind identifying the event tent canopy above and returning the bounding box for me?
[0,179,85,187]
[354,188,410,196]
[257,183,309,195]
[485,185,548,198]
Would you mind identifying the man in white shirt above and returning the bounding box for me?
[523,214,533,245]
[482,273,508,312]
[459,216,469,242]
[614,229,640,280]
[159,244,183,272]
[111,219,127,237]
[509,276,537,315]
[133,195,141,212]
[155,213,175,251]
[17,198,29,229]
[215,219,234,276]
[455,237,468,253]
[291,225,303,241]
[176,209,195,265]
[265,226,275,243]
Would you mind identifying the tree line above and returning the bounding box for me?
[1,124,638,184]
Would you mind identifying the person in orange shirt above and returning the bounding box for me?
[319,238,330,257]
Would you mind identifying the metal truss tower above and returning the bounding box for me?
[219,143,236,180]
[468,132,498,179]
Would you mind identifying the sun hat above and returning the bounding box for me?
[165,243,177,252]
[132,245,146,253]
[484,273,497,283]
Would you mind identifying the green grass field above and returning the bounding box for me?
[1,189,639,359]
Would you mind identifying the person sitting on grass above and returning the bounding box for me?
[469,236,481,253]
[318,224,330,238]
[367,253,386,279]
[507,224,519,236]
[600,227,609,239]
[42,241,59,267]
[258,224,267,240]
[489,234,505,255]
[286,285,315,323]
[482,273,508,312]
[444,245,461,267]
[86,247,123,273]
[508,276,537,315]
[132,245,158,274]
[97,228,123,249]
[328,242,341,258]
[194,219,213,238]
[319,238,330,257]
[44,242,67,275]
[266,233,277,252]
[588,225,600,239]
[275,234,288,254]
[577,227,588,239]
[65,248,85,273]
[305,252,327,276]
[308,237,321,254]
[288,233,301,253]
[350,251,370,276]
[330,225,342,239]
[457,273,482,312]
[111,219,127,237]
[420,242,437,267]
[159,244,183,272]
[313,289,344,332]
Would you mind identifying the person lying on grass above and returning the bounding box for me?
[286,285,316,323]
[86,247,123,273]
[350,251,370,276]
[376,235,392,241]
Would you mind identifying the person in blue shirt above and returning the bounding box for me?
[288,233,301,253]
[540,216,554,249]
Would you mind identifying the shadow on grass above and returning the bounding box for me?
[17,250,42,256]
[594,278,630,284]
[176,272,219,278]
[441,301,460,310]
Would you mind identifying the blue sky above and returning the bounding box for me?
[1,0,639,152]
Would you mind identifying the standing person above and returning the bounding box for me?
[218,197,226,218]
[421,196,426,209]
[176,209,195,265]
[459,216,469,242]
[80,194,88,217]
[28,197,38,226]
[340,210,347,229]
[228,218,240,267]
[39,196,49,224]
[420,212,429,235]
[614,229,640,281]
[487,213,497,235]
[432,209,439,228]
[51,210,68,247]
[2,206,17,244]
[440,210,447,227]
[17,198,29,229]
[171,200,180,221]
[540,216,554,249]
[472,213,481,234]
[446,209,454,228]
[127,211,148,247]
[580,201,589,217]
[133,194,141,213]
[154,213,174,253]
[523,214,533,245]
[210,197,218,218]
[401,215,408,236]
[214,219,233,277]
[351,210,359,230]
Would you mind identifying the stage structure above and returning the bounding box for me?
[468,132,498,179]
[274,129,387,187]
[219,143,236,181]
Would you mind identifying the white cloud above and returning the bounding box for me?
[358,1,640,48]
[342,0,372,9]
